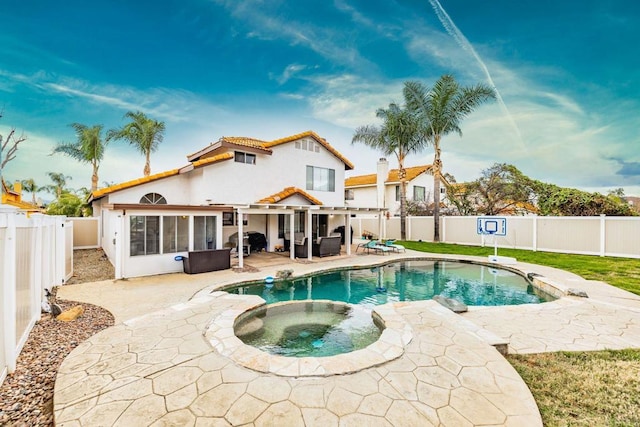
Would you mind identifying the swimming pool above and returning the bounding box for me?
[227,260,555,307]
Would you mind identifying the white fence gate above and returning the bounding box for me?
[0,207,71,386]
[353,215,640,259]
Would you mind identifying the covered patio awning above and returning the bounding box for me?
[231,204,386,268]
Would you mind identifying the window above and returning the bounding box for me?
[295,138,320,153]
[306,166,335,192]
[222,212,234,226]
[234,151,256,164]
[345,189,354,200]
[395,185,400,202]
[130,216,160,256]
[413,186,426,201]
[162,216,189,253]
[279,212,305,238]
[194,216,217,250]
[278,214,285,238]
[140,193,166,204]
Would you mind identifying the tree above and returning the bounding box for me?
[110,111,165,177]
[467,164,636,217]
[0,111,28,180]
[45,172,72,199]
[20,178,40,205]
[442,174,479,216]
[46,191,91,217]
[53,123,111,192]
[404,75,496,241]
[474,163,535,215]
[353,103,428,239]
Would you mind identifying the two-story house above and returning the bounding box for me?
[345,158,442,213]
[91,131,382,278]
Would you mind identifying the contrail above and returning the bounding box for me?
[428,0,524,147]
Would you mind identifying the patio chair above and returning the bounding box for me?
[384,239,406,253]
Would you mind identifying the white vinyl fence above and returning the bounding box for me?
[0,207,71,386]
[353,215,640,259]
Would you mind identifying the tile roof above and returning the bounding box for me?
[191,152,234,169]
[264,131,354,170]
[222,136,271,151]
[91,169,180,199]
[256,187,323,205]
[1,179,42,212]
[92,131,352,200]
[345,165,432,187]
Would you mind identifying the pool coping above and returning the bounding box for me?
[205,298,413,377]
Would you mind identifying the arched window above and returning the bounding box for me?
[140,193,167,204]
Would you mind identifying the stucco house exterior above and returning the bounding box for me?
[90,131,383,278]
[345,158,442,214]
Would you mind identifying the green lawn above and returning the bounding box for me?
[398,241,640,296]
[400,240,640,426]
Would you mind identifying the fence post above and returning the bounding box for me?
[55,216,66,285]
[2,210,17,373]
[442,216,446,242]
[31,214,43,322]
[600,214,606,257]
[532,215,538,252]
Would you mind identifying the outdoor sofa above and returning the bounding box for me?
[312,235,342,257]
[181,248,231,274]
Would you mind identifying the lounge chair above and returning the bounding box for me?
[384,239,405,253]
[360,240,391,255]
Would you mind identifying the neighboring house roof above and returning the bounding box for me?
[345,165,432,188]
[91,169,180,200]
[256,186,323,205]
[1,179,42,212]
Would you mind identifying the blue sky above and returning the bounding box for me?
[1,0,639,198]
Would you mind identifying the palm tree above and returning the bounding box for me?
[20,178,40,205]
[353,103,428,239]
[45,172,72,199]
[53,123,110,192]
[111,111,166,177]
[404,75,496,242]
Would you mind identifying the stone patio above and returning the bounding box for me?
[54,250,640,426]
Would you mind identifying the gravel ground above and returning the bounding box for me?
[0,250,115,426]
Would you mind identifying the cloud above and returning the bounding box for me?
[301,74,404,128]
[211,0,377,72]
[0,69,228,126]
[272,63,310,84]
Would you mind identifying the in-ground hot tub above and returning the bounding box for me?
[234,300,382,357]
[205,296,412,377]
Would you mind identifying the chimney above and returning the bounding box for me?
[13,181,22,196]
[376,158,388,208]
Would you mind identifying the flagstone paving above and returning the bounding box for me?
[54,250,640,426]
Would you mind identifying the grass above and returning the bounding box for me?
[508,350,640,426]
[399,241,640,295]
[399,240,640,426]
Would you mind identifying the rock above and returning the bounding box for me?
[57,305,85,321]
[276,269,293,279]
[433,295,468,313]
[567,288,589,298]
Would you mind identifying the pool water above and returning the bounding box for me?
[234,301,382,357]
[228,260,555,307]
